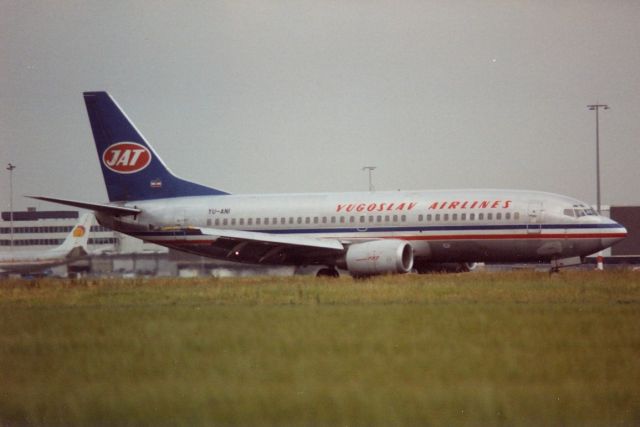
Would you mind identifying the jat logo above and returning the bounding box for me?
[73,225,86,238]
[102,142,151,174]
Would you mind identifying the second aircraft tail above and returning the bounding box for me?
[83,92,228,202]
[57,213,93,254]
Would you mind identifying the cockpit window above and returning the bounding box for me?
[585,208,597,216]
[567,204,598,217]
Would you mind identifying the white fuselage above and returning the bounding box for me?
[97,189,626,266]
[0,247,79,273]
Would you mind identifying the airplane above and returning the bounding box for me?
[0,213,93,274]
[28,92,627,277]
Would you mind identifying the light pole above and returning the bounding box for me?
[6,163,16,252]
[587,104,609,213]
[362,166,376,192]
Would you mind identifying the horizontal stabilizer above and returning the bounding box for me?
[26,195,141,216]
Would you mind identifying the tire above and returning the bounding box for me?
[316,267,340,278]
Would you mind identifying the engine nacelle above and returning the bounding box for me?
[343,240,414,276]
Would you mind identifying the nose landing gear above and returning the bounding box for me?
[549,256,584,274]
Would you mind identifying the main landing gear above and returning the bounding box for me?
[316,267,340,278]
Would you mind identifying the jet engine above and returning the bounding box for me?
[341,240,414,276]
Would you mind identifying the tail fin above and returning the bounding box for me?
[83,91,228,202]
[57,213,93,253]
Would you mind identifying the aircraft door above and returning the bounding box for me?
[527,201,543,234]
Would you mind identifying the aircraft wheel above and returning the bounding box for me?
[316,268,340,278]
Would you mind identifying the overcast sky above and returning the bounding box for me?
[2,1,639,212]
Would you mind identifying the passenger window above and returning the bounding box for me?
[487,213,493,220]
[452,213,457,221]
[281,218,286,225]
[223,219,228,226]
[360,216,365,223]
[368,216,374,223]
[393,215,398,222]
[207,219,212,226]
[289,217,294,224]
[349,216,355,223]
[385,215,390,222]
[443,214,449,221]
[256,218,261,225]
[313,217,319,224]
[496,213,501,220]
[240,218,245,226]
[264,218,269,225]
[215,219,220,226]
[231,218,236,226]
[331,217,336,224]
[322,217,327,224]
[418,214,424,222]
[377,215,382,222]
[401,215,406,222]
[305,217,310,224]
[514,212,520,220]
[340,216,345,224]
[248,218,253,226]
[297,217,302,224]
[461,213,466,221]
[427,214,432,221]
[478,213,484,220]
[435,214,440,221]
[505,213,511,220]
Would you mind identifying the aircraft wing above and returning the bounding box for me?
[137,226,345,265]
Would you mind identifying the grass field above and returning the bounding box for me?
[1,271,639,426]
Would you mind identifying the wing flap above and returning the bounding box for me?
[137,226,344,265]
[200,227,344,251]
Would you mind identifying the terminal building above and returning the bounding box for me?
[1,206,639,277]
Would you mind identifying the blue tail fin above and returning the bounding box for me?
[83,91,228,202]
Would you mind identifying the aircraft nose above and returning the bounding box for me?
[602,218,627,246]
[615,221,627,240]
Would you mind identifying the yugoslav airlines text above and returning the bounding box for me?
[335,200,512,213]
